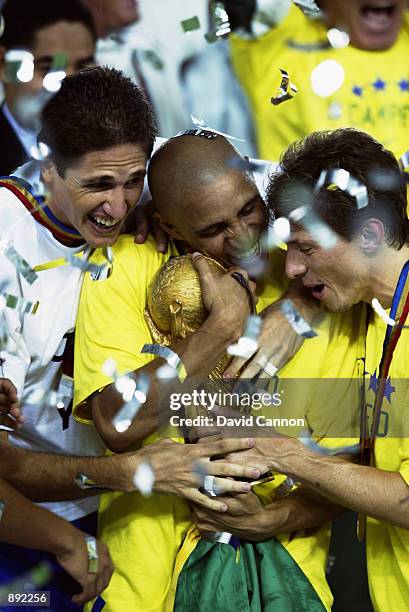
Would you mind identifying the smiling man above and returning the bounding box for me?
[227,127,409,611]
[230,0,409,161]
[0,0,97,175]
[0,66,253,610]
[73,131,367,611]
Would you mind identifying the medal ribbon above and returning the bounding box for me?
[358,260,409,539]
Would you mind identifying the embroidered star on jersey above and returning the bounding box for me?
[366,370,396,403]
[398,78,409,91]
[372,78,386,91]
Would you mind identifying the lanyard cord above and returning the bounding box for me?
[358,260,409,540]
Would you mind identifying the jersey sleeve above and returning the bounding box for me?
[0,188,33,400]
[73,235,170,420]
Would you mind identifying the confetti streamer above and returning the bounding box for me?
[181,15,201,33]
[112,373,150,433]
[0,293,39,315]
[292,0,321,17]
[315,168,368,210]
[0,500,5,523]
[279,299,317,339]
[299,434,360,456]
[66,246,113,281]
[372,298,396,327]
[327,27,350,49]
[227,315,261,359]
[74,473,105,490]
[1,243,38,285]
[141,344,187,381]
[191,113,245,142]
[30,141,51,161]
[272,217,291,243]
[102,359,151,432]
[270,69,298,106]
[289,204,338,250]
[4,49,34,83]
[205,2,231,43]
[133,462,155,496]
[42,52,68,92]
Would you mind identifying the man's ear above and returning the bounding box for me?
[153,210,184,241]
[360,218,385,255]
[40,160,56,185]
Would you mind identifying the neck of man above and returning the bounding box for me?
[365,244,409,309]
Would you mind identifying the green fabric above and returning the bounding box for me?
[174,538,326,612]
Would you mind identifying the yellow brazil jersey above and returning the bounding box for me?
[230,5,409,162]
[74,234,192,612]
[167,250,366,612]
[74,236,365,612]
[362,309,409,612]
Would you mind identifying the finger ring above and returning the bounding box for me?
[255,354,278,377]
[85,535,99,573]
[263,361,278,377]
[203,474,217,497]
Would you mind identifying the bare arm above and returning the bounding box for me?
[90,255,255,453]
[0,431,138,501]
[0,478,114,606]
[191,486,343,542]
[0,432,262,513]
[226,437,409,530]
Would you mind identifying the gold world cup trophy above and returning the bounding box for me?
[144,254,247,425]
[144,254,290,495]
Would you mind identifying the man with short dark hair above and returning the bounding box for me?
[0,0,96,175]
[0,66,253,610]
[228,128,409,611]
[74,130,364,611]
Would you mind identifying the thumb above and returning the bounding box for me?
[191,253,214,309]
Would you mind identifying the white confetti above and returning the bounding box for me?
[372,298,396,327]
[191,113,245,142]
[227,315,261,358]
[133,462,155,496]
[289,204,338,249]
[279,299,317,339]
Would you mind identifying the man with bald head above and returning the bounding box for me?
[148,130,267,270]
[73,131,355,610]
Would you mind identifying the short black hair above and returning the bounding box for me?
[267,128,409,249]
[0,0,97,50]
[39,66,157,175]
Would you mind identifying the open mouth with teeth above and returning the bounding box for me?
[359,2,399,33]
[229,241,261,264]
[87,213,121,232]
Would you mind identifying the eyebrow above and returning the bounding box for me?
[79,170,146,187]
[195,194,260,236]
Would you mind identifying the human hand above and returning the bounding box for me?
[192,253,255,338]
[56,531,114,606]
[135,437,261,512]
[191,492,269,541]
[126,199,168,253]
[223,435,301,477]
[0,378,24,430]
[224,280,319,378]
